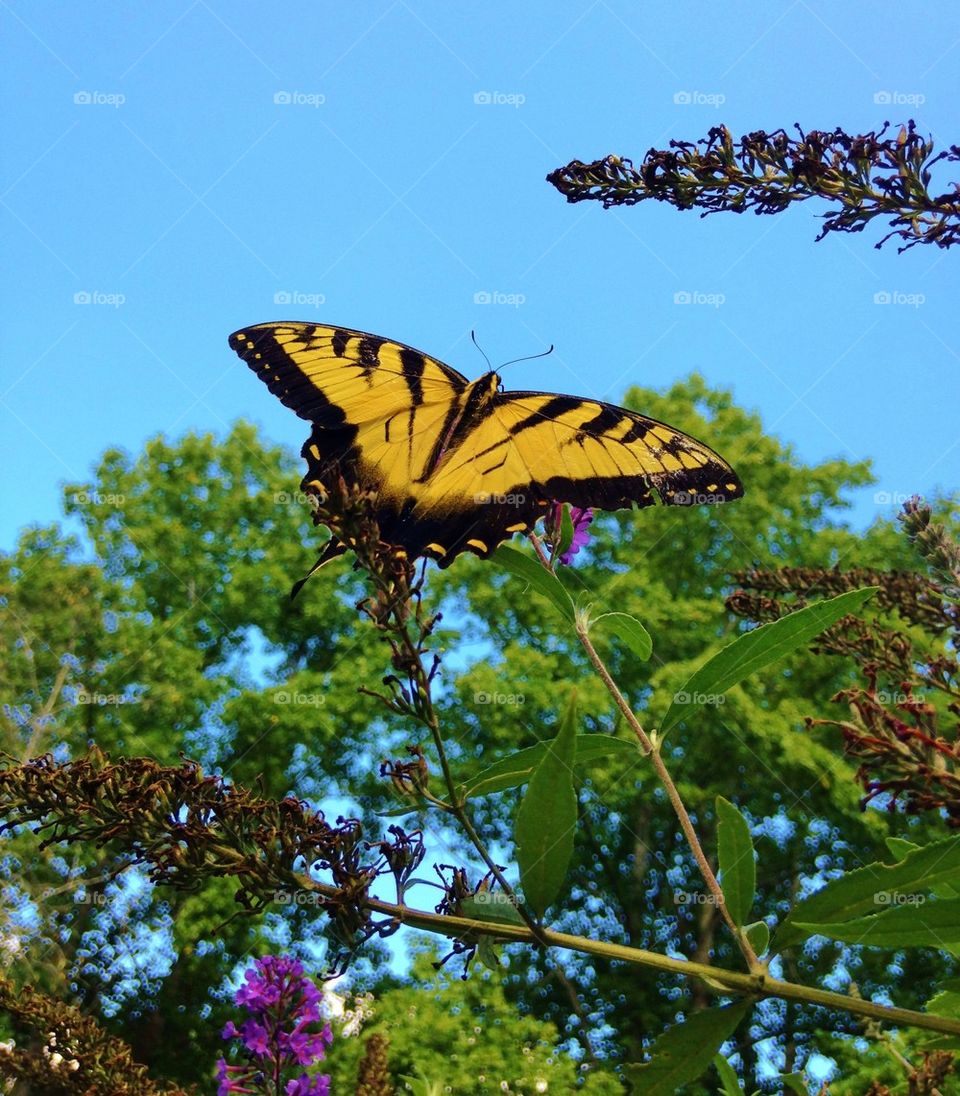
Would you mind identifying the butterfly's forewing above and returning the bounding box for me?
[229,322,468,502]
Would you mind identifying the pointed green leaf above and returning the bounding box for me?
[885,838,960,899]
[460,735,640,800]
[476,935,502,971]
[592,610,653,662]
[491,545,575,623]
[660,587,879,732]
[744,920,770,956]
[625,1003,752,1094]
[780,1073,808,1095]
[515,693,579,919]
[926,978,960,1021]
[886,836,919,860]
[460,892,526,928]
[398,1072,443,1096]
[714,1055,746,1096]
[795,897,960,950]
[775,833,960,951]
[716,796,756,928]
[557,502,575,559]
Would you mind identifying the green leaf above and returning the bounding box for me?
[926,978,960,1021]
[398,1072,444,1096]
[714,1054,746,1096]
[885,836,919,860]
[625,1002,751,1094]
[515,692,579,919]
[591,610,653,662]
[716,796,756,928]
[459,735,640,800]
[476,936,503,971]
[780,1073,808,1095]
[460,891,526,928]
[744,920,770,956]
[795,897,960,950]
[660,587,879,733]
[557,502,575,559]
[886,837,960,899]
[775,833,960,951]
[491,545,575,623]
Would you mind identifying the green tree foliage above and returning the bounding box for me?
[325,949,622,1094]
[1,379,954,1090]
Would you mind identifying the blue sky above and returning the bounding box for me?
[2,0,958,548]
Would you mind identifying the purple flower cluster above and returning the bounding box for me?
[552,504,594,565]
[216,955,332,1096]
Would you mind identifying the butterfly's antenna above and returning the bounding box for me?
[498,344,555,373]
[471,330,493,373]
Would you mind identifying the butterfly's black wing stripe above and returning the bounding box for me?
[508,395,581,436]
[399,348,427,406]
[577,405,630,437]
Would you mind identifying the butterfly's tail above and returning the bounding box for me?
[290,538,347,600]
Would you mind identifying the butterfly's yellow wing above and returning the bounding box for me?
[230,322,743,567]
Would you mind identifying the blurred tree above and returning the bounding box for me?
[1,384,953,1090]
[324,947,623,1094]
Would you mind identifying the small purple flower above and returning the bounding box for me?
[558,505,594,564]
[285,1075,331,1096]
[217,955,332,1095]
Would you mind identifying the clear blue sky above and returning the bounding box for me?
[2,0,958,548]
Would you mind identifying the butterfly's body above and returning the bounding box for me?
[230,322,743,567]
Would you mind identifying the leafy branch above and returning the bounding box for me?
[4,749,960,1042]
[547,122,960,251]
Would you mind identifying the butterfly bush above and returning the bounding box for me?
[216,955,332,1096]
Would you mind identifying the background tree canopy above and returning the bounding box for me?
[3,375,956,1091]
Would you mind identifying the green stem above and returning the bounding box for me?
[305,880,960,1038]
[574,616,761,972]
[386,574,548,945]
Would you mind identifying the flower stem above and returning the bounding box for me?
[574,617,761,972]
[300,880,960,1038]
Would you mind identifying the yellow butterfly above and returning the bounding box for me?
[229,322,743,568]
